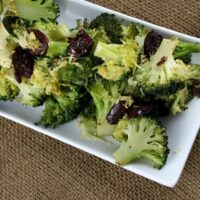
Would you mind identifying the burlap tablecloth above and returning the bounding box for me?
[1,0,200,199]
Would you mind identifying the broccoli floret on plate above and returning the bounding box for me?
[79,79,133,137]
[37,85,90,128]
[113,117,169,169]
[0,68,19,101]
[174,40,200,64]
[5,65,47,107]
[94,41,138,81]
[157,86,193,115]
[132,38,200,96]
[89,13,123,44]
[3,0,59,22]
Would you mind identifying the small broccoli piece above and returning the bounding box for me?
[90,80,120,136]
[36,97,65,128]
[0,68,19,100]
[87,26,111,45]
[32,57,68,97]
[0,1,3,14]
[0,22,14,68]
[113,117,169,169]
[57,58,94,86]
[122,23,149,46]
[37,86,90,128]
[157,87,193,115]
[33,22,70,42]
[47,41,69,58]
[89,13,123,44]
[94,41,138,81]
[121,24,136,43]
[87,79,132,137]
[174,40,200,64]
[133,38,200,96]
[4,0,59,22]
[78,102,100,139]
[5,64,48,107]
[79,115,98,139]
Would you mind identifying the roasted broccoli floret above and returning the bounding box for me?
[129,23,149,48]
[33,21,70,42]
[132,38,200,96]
[36,97,65,128]
[33,57,69,97]
[157,86,193,115]
[94,41,138,81]
[80,79,132,137]
[113,117,169,169]
[90,80,121,136]
[0,68,19,100]
[0,1,3,14]
[5,68,46,107]
[79,101,99,139]
[87,26,110,45]
[174,40,200,64]
[37,85,90,128]
[89,13,123,44]
[0,21,14,68]
[3,0,59,22]
[57,58,94,86]
[47,41,69,58]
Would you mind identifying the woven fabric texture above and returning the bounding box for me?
[1,0,200,199]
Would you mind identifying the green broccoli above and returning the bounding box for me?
[94,41,138,81]
[3,0,59,22]
[79,115,98,139]
[87,26,111,45]
[122,23,149,47]
[57,56,103,87]
[47,41,69,58]
[7,20,70,58]
[0,21,14,68]
[32,22,70,42]
[32,57,69,97]
[5,63,49,107]
[113,117,169,169]
[36,97,65,128]
[81,79,132,137]
[174,40,200,64]
[57,58,94,86]
[79,102,99,139]
[89,13,123,44]
[90,80,121,136]
[157,86,193,115]
[0,0,3,14]
[132,38,200,97]
[37,85,90,128]
[0,68,19,100]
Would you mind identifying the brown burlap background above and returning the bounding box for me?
[1,0,200,199]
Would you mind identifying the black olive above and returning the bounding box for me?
[67,30,94,59]
[107,101,127,125]
[12,46,34,83]
[144,30,163,59]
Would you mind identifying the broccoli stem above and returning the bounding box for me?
[174,41,200,60]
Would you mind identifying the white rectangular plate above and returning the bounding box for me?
[1,0,200,187]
